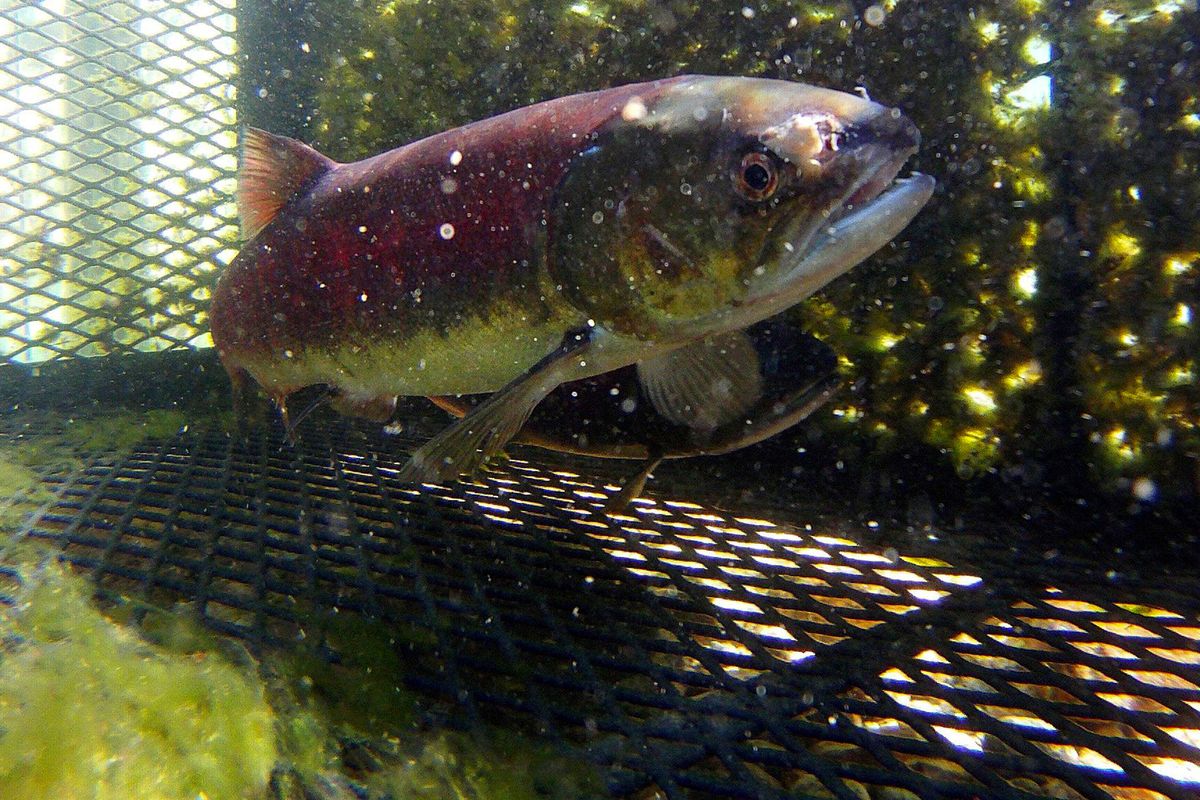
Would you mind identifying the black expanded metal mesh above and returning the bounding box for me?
[0,0,238,364]
[7,406,1198,800]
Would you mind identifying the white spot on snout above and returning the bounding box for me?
[762,112,841,162]
[621,97,647,121]
[449,150,463,166]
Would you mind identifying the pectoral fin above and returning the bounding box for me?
[635,330,763,431]
[397,327,595,483]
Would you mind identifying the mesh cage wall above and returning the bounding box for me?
[0,0,238,365]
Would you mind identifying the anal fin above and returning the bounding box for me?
[604,454,663,514]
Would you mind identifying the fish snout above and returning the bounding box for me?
[857,106,921,156]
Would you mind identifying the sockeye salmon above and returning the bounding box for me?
[210,75,933,482]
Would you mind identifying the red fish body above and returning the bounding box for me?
[212,79,682,405]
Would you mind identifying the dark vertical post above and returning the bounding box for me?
[237,0,328,137]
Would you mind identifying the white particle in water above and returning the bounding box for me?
[741,6,755,18]
[440,177,458,194]
[621,397,637,413]
[439,223,455,240]
[864,4,886,27]
[449,150,463,166]
[1132,477,1157,502]
[592,211,604,224]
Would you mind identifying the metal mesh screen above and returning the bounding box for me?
[0,0,238,365]
[8,406,1197,800]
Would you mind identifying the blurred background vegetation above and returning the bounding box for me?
[240,0,1198,528]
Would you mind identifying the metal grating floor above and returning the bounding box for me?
[7,409,1199,800]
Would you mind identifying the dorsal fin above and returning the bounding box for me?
[238,127,336,240]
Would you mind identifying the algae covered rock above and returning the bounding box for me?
[0,562,276,800]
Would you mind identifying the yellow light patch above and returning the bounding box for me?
[1104,428,1137,462]
[1164,253,1196,275]
[1003,361,1043,390]
[963,386,997,415]
[875,332,900,351]
[1023,36,1051,65]
[1168,364,1195,386]
[1014,172,1051,201]
[1019,220,1040,250]
[1103,229,1142,262]
[1014,268,1038,299]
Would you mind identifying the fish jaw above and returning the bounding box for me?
[752,172,935,311]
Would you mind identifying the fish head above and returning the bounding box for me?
[548,75,933,338]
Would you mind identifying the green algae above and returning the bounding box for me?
[59,408,189,451]
[0,562,603,800]
[0,450,55,537]
[0,562,277,800]
[366,730,603,800]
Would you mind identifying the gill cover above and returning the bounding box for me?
[548,117,775,339]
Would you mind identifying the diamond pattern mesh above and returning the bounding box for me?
[0,0,237,364]
[5,406,1196,799]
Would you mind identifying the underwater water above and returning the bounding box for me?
[1,1,1199,799]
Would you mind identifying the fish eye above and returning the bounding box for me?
[734,151,779,201]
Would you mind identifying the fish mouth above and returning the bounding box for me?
[841,148,915,220]
[747,131,932,306]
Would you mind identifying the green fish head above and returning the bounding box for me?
[549,75,929,340]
